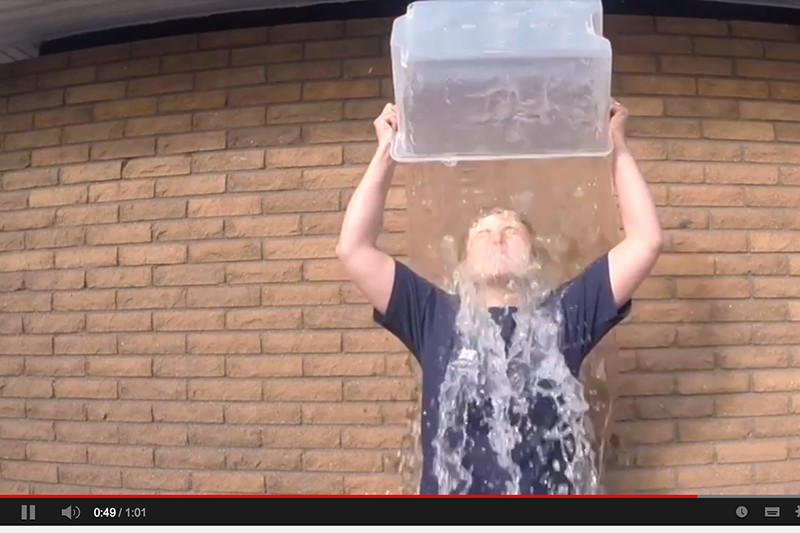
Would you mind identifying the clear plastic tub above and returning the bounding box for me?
[390,0,613,163]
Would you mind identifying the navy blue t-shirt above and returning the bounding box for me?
[373,253,631,494]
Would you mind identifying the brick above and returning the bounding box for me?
[32,186,88,209]
[228,125,301,149]
[717,392,789,417]
[679,419,753,442]
[88,181,153,203]
[262,236,336,260]
[0,151,31,172]
[620,75,696,95]
[224,403,300,425]
[26,399,84,420]
[154,402,223,423]
[303,259,348,281]
[156,175,226,200]
[2,168,58,190]
[192,471,265,493]
[157,132,226,154]
[94,98,156,120]
[55,247,116,269]
[0,210,55,232]
[263,331,341,354]
[694,37,764,58]
[153,264,224,286]
[118,243,186,266]
[771,81,800,101]
[155,448,225,470]
[86,355,152,376]
[4,128,61,151]
[153,310,224,331]
[267,146,343,170]
[263,425,340,449]
[189,425,262,447]
[25,227,85,249]
[188,240,262,264]
[91,138,155,160]
[88,446,153,467]
[199,28,267,49]
[60,161,122,184]
[268,472,343,494]
[226,449,300,472]
[2,461,58,483]
[160,50,228,73]
[127,73,193,97]
[66,81,127,103]
[192,150,264,172]
[186,285,260,308]
[27,443,87,464]
[187,196,261,218]
[188,379,261,401]
[224,215,300,239]
[626,118,700,140]
[341,426,408,449]
[664,97,738,118]
[122,156,191,178]
[54,334,118,356]
[0,112,32,133]
[35,106,94,129]
[55,421,118,443]
[302,450,383,473]
[717,346,790,369]
[153,356,224,377]
[272,21,344,42]
[54,378,117,399]
[158,90,226,112]
[119,423,187,446]
[86,223,151,246]
[53,290,115,311]
[7,89,63,111]
[25,356,84,377]
[187,333,261,355]
[56,205,119,227]
[224,356,302,379]
[194,107,266,130]
[231,43,303,66]
[119,198,185,221]
[308,80,383,103]
[118,379,186,400]
[269,60,341,82]
[738,59,800,80]
[125,115,192,137]
[196,67,265,90]
[118,333,185,355]
[754,416,800,438]
[226,260,302,284]
[677,464,752,489]
[731,21,797,41]
[614,34,693,54]
[97,58,158,80]
[661,55,732,76]
[63,121,125,143]
[31,145,90,166]
[302,212,345,235]
[87,266,151,288]
[0,418,55,441]
[268,102,342,125]
[745,143,800,165]
[153,219,223,241]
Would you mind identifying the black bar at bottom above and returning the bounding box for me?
[1,496,799,525]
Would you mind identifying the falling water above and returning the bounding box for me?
[431,254,601,494]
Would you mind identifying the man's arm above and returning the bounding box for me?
[607,101,663,308]
[335,104,398,316]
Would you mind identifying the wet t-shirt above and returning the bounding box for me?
[373,253,631,494]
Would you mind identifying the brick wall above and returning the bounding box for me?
[0,14,799,494]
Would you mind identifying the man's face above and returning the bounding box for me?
[464,211,533,282]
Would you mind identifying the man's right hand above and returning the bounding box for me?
[374,103,398,149]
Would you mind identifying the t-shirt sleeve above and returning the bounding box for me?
[551,252,632,376]
[373,259,440,360]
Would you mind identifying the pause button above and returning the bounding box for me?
[21,505,36,521]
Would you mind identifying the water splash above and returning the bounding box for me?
[431,259,601,494]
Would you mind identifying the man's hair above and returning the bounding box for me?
[457,207,536,261]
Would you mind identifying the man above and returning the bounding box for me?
[336,102,662,494]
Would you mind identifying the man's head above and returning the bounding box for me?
[461,208,536,284]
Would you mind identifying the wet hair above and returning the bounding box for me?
[457,207,536,262]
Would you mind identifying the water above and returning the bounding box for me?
[431,255,600,494]
[400,157,619,494]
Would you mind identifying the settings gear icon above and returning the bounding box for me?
[794,505,800,518]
